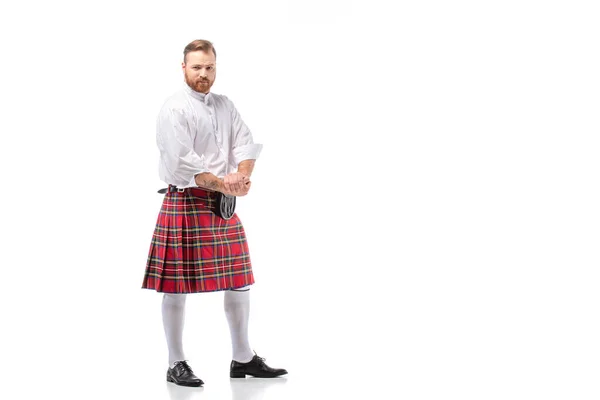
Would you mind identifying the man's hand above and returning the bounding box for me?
[223,172,251,196]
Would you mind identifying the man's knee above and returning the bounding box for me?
[229,286,250,292]
[163,293,187,306]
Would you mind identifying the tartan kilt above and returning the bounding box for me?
[142,187,254,293]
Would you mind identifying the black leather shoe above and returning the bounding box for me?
[230,355,288,378]
[167,360,204,387]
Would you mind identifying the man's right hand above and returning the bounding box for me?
[195,171,251,196]
[222,173,251,197]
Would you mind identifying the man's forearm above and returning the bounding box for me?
[237,159,256,177]
[194,172,224,192]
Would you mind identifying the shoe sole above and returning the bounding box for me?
[230,372,288,378]
[167,375,204,387]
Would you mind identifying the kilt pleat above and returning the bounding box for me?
[142,188,254,293]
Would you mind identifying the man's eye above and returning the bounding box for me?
[206,67,213,71]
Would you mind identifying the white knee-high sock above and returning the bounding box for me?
[162,293,187,366]
[224,289,254,363]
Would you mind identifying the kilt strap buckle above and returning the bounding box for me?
[157,185,188,194]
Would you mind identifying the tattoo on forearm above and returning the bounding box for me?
[198,179,218,190]
[206,181,219,189]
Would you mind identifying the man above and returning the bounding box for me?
[142,39,287,387]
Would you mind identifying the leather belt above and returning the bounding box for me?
[157,185,188,194]
[157,185,236,220]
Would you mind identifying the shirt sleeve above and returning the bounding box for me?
[229,101,263,165]
[157,106,209,187]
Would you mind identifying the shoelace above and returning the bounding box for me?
[252,352,267,366]
[174,360,194,375]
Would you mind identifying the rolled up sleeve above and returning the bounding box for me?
[157,107,209,187]
[230,103,263,165]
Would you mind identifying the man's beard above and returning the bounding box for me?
[185,72,213,93]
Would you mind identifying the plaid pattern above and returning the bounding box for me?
[142,188,254,293]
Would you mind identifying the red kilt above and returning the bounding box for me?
[142,187,255,293]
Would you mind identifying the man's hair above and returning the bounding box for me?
[183,39,216,63]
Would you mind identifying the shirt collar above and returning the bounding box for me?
[183,82,211,104]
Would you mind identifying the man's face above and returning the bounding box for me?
[182,50,216,94]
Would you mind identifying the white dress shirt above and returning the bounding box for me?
[156,83,263,187]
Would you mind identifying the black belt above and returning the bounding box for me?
[157,186,189,194]
[157,186,236,220]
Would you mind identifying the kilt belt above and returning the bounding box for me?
[158,185,236,220]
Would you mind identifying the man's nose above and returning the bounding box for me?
[199,68,208,77]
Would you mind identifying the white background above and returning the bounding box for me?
[1,0,599,399]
